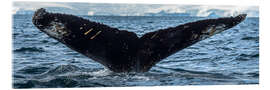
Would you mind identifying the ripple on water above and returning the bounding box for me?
[18,66,50,74]
[43,65,80,75]
[235,53,259,61]
[241,36,259,41]
[14,47,45,53]
[14,77,78,88]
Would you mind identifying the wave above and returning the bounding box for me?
[14,47,45,52]
[18,66,49,74]
[44,65,80,75]
[13,77,78,88]
[235,52,259,61]
[241,36,259,41]
[13,64,258,88]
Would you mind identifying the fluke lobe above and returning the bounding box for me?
[32,8,247,72]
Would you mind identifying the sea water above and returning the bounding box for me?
[12,14,259,88]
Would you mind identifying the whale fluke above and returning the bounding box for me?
[32,8,246,72]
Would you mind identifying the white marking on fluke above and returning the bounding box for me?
[90,31,102,39]
[43,21,68,39]
[84,28,93,35]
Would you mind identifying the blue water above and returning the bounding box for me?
[12,14,259,88]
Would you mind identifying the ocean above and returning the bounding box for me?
[12,14,259,88]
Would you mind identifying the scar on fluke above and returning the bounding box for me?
[32,8,247,72]
[90,31,102,39]
[84,28,93,35]
[80,27,84,30]
[209,27,217,36]
[191,34,199,39]
[151,32,159,39]
[202,26,216,36]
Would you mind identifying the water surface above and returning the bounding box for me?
[12,14,259,88]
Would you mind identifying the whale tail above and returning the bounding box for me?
[32,8,246,72]
[137,14,247,71]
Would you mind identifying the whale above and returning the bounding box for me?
[32,8,247,72]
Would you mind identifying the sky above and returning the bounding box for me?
[13,2,259,17]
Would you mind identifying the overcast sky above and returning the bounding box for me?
[13,2,259,17]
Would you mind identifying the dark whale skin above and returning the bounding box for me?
[32,8,246,72]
